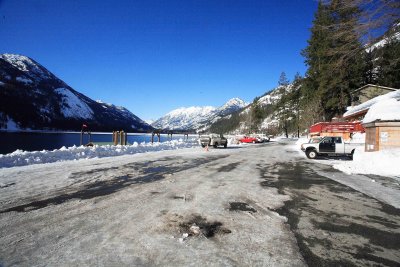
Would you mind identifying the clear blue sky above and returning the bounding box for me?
[0,0,317,121]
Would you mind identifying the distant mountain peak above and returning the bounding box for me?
[0,53,54,81]
[224,97,247,106]
[152,98,247,131]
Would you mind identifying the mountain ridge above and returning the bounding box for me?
[152,97,248,132]
[0,53,152,132]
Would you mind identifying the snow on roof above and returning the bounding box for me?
[344,89,400,118]
[363,98,400,123]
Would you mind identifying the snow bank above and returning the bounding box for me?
[0,139,198,169]
[363,98,400,123]
[348,132,365,143]
[333,147,400,178]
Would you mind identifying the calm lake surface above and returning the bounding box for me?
[0,132,192,155]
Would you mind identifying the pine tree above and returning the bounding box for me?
[291,73,303,137]
[250,97,263,133]
[302,0,365,120]
[375,24,400,88]
[301,1,334,121]
[277,72,290,138]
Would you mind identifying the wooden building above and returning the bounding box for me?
[363,121,400,152]
[350,84,398,106]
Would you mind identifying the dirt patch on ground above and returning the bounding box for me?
[258,161,400,267]
[165,213,231,239]
[229,202,257,213]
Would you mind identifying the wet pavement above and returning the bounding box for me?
[258,161,400,266]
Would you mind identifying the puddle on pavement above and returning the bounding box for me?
[217,162,240,172]
[258,161,400,267]
[1,155,227,213]
[229,202,257,213]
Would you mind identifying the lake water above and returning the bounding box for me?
[0,132,193,155]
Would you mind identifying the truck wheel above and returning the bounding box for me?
[306,149,318,159]
[201,144,206,148]
[349,149,355,160]
[224,143,227,148]
[213,142,218,148]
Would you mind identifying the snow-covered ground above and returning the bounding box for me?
[333,147,400,177]
[294,138,400,178]
[1,139,399,266]
[0,139,199,169]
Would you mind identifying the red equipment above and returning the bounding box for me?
[309,121,365,137]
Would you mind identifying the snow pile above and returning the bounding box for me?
[348,132,365,143]
[333,147,400,177]
[0,139,198,169]
[363,98,400,123]
[295,137,309,148]
[55,88,94,119]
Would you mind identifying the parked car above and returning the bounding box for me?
[254,134,270,143]
[239,136,259,143]
[301,136,360,159]
[199,133,228,148]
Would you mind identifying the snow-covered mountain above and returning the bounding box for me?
[206,83,300,134]
[152,98,247,131]
[0,54,152,132]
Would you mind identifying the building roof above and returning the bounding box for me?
[351,84,398,94]
[344,89,400,119]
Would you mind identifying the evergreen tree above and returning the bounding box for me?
[302,0,365,120]
[301,1,334,121]
[375,25,400,88]
[291,72,303,137]
[250,97,263,132]
[277,72,290,138]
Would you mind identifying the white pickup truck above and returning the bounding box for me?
[199,133,228,148]
[301,136,360,159]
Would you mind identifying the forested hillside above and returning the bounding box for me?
[210,0,400,136]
